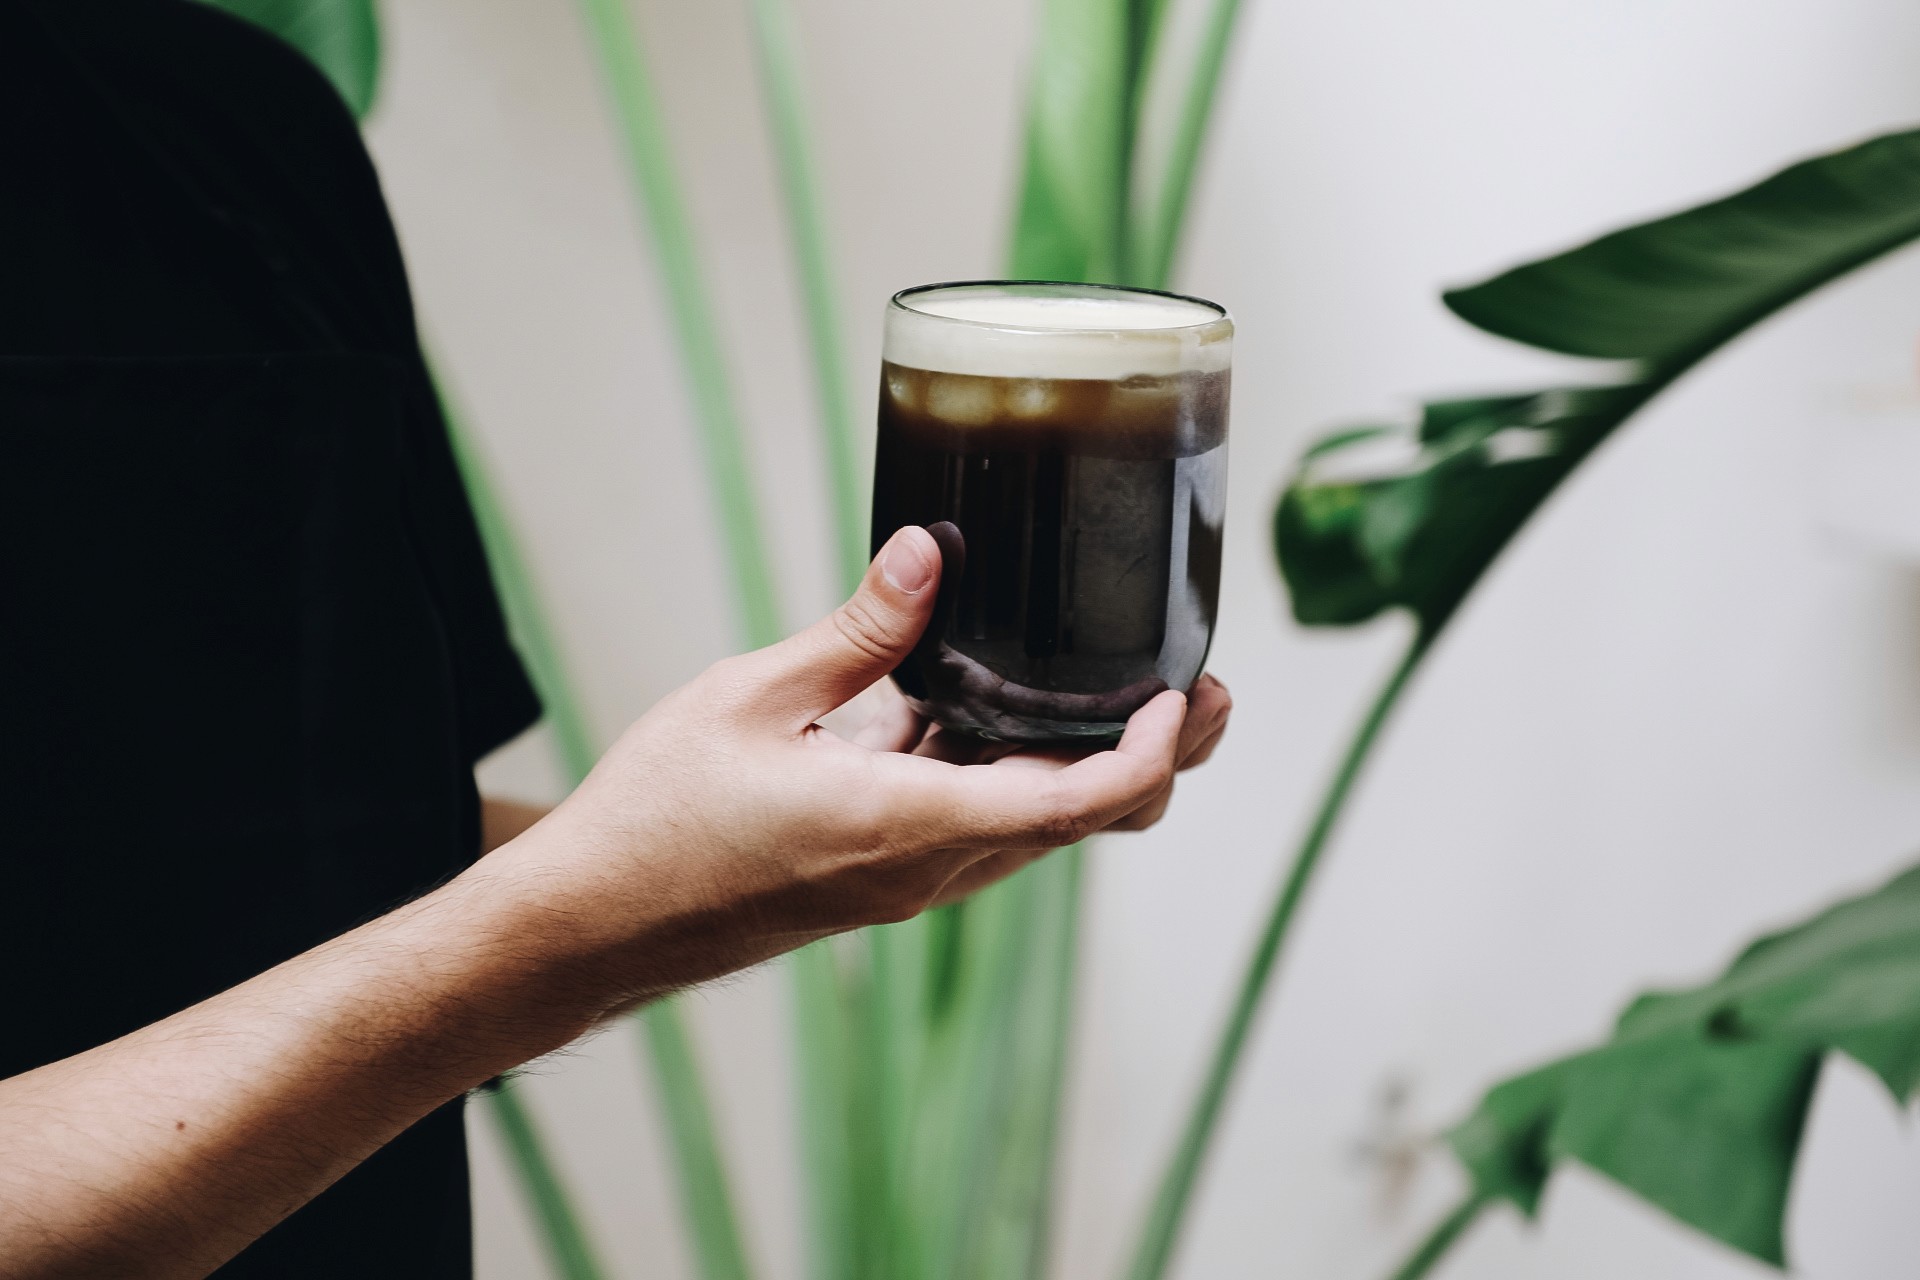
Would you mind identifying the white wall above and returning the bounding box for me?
[365,0,1920,1275]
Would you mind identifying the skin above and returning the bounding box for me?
[0,526,1230,1279]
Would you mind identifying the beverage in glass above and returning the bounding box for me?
[871,280,1231,741]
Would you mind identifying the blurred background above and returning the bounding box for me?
[363,0,1920,1274]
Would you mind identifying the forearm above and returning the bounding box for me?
[0,863,605,1280]
[481,795,550,853]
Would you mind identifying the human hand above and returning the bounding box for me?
[482,526,1221,1006]
[827,670,1231,908]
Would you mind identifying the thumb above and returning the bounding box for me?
[741,525,942,727]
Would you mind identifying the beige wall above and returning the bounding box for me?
[367,0,1920,1275]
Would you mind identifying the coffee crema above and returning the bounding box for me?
[871,282,1231,742]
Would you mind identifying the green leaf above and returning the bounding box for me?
[1008,0,1134,282]
[1276,384,1647,635]
[1445,129,1920,364]
[1445,1060,1566,1218]
[573,0,784,652]
[1550,1035,1819,1265]
[1619,864,1920,1097]
[482,1081,613,1280]
[743,0,865,595]
[1128,0,1246,290]
[1444,859,1920,1267]
[1279,127,1920,641]
[200,0,381,119]
[640,1006,758,1280]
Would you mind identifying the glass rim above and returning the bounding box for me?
[889,279,1230,334]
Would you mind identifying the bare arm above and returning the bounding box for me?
[0,869,600,1279]
[480,796,549,853]
[0,528,1228,1278]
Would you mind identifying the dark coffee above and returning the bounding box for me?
[873,354,1229,741]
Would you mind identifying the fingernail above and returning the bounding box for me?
[879,528,936,594]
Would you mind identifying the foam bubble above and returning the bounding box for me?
[885,283,1231,381]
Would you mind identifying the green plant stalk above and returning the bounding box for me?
[563,4,870,1274]
[733,16,896,1256]
[567,8,900,1280]
[450,368,745,1280]
[1009,850,1085,1279]
[439,369,601,783]
[972,848,1084,1278]
[1380,1191,1491,1280]
[921,0,1179,1269]
[1110,0,1156,283]
[485,1082,613,1280]
[861,915,914,1278]
[1125,635,1430,1280]
[742,0,866,594]
[439,368,618,1280]
[642,1006,758,1280]
[789,948,849,1280]
[573,0,783,652]
[1130,0,1244,290]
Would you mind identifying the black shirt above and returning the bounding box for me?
[0,1,542,1274]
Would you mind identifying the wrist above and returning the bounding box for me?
[454,805,809,1024]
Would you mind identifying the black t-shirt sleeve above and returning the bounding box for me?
[4,0,542,764]
[399,367,546,764]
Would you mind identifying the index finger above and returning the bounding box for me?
[879,690,1187,851]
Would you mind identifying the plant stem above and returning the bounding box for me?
[447,363,745,1279]
[1380,1191,1490,1280]
[1124,636,1429,1280]
[1131,0,1245,290]
[1010,846,1085,1278]
[567,7,779,1276]
[483,1082,613,1280]
[742,0,866,595]
[438,368,601,783]
[641,1006,758,1280]
[787,941,864,1280]
[572,0,784,651]
[1111,0,1156,284]
[437,365,618,1280]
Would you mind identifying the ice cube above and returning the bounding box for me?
[928,374,999,426]
[1006,379,1056,418]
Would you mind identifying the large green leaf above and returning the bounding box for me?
[1277,127,1920,641]
[1298,127,1920,1280]
[1446,128,1920,363]
[201,0,381,119]
[1007,0,1136,282]
[1276,385,1645,635]
[1443,860,1920,1267]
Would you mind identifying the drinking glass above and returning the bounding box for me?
[870,280,1232,741]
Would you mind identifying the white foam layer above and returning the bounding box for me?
[885,283,1231,380]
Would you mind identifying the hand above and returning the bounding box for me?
[481,526,1225,1005]
[829,671,1231,908]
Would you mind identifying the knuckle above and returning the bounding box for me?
[698,655,761,716]
[1035,786,1094,848]
[832,597,903,666]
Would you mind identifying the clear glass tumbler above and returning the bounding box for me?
[871,280,1232,741]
